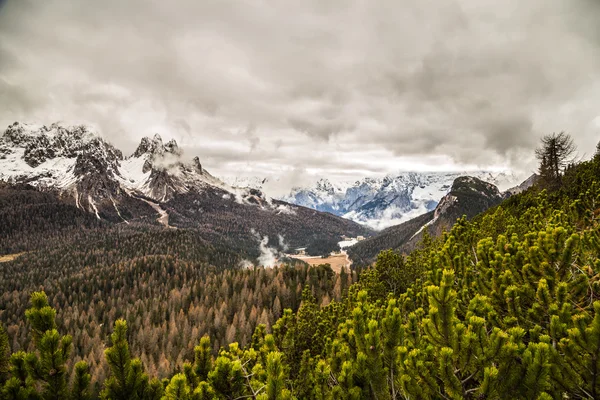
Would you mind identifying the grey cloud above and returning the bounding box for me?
[173,119,191,136]
[0,78,50,115]
[479,114,535,155]
[287,117,354,140]
[1,0,600,189]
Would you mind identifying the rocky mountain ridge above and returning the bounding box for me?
[233,171,523,230]
[0,122,269,216]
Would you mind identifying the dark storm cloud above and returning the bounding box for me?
[1,0,600,184]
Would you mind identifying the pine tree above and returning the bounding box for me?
[146,378,165,400]
[535,132,576,189]
[24,292,72,400]
[294,351,316,399]
[375,249,420,295]
[193,336,213,383]
[2,352,39,400]
[311,360,332,400]
[0,324,9,385]
[329,290,390,399]
[192,382,216,400]
[101,319,156,400]
[71,361,92,400]
[559,301,600,398]
[257,352,292,400]
[381,299,403,399]
[101,320,133,400]
[162,374,190,400]
[207,356,245,400]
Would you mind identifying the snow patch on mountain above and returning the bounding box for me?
[0,146,79,188]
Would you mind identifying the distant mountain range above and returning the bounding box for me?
[0,122,371,261]
[227,171,525,230]
[346,174,536,265]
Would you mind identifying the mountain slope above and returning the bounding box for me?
[0,122,372,261]
[118,133,228,202]
[0,182,106,254]
[164,188,371,257]
[503,173,538,196]
[347,176,504,265]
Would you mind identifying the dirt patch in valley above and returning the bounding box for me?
[0,252,27,263]
[290,252,352,274]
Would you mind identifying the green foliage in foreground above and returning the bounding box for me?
[3,156,600,399]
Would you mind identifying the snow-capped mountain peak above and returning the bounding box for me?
[220,170,522,230]
[0,122,123,187]
[118,134,223,201]
[0,122,282,218]
[314,178,338,195]
[132,133,171,159]
[281,171,522,230]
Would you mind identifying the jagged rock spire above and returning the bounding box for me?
[193,156,202,173]
[132,134,182,158]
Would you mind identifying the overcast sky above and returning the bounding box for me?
[1,0,600,188]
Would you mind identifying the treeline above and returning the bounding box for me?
[304,237,341,257]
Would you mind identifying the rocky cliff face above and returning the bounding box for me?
[428,176,503,233]
[0,122,131,218]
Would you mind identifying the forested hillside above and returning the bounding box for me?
[0,225,356,395]
[0,183,105,254]
[165,189,372,257]
[347,211,434,266]
[2,134,600,399]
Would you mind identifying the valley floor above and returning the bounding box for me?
[287,250,352,273]
[0,252,27,263]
